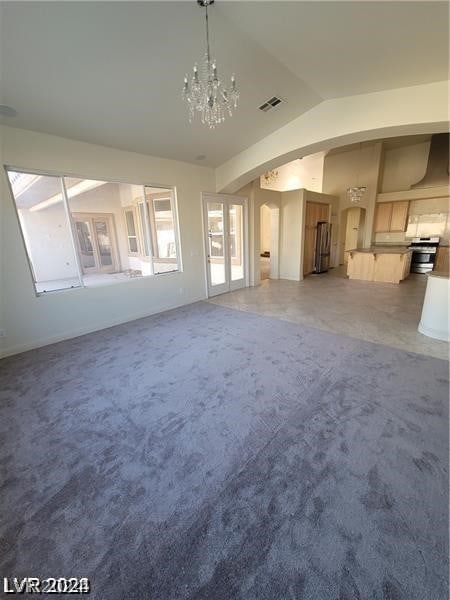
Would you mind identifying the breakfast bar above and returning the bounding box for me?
[347,247,412,284]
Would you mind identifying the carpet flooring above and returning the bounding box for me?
[0,301,448,599]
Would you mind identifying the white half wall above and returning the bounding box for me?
[216,81,449,193]
[0,126,215,357]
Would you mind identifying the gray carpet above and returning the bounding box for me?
[0,301,448,599]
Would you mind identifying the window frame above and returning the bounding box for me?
[147,191,178,264]
[123,206,140,257]
[4,165,182,296]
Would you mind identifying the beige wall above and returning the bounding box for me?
[322,142,383,250]
[0,125,215,357]
[279,190,303,281]
[237,181,281,286]
[380,141,430,192]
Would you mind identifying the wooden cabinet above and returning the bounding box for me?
[347,249,412,284]
[390,201,409,232]
[374,203,392,233]
[374,201,409,233]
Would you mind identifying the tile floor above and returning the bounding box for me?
[209,267,449,360]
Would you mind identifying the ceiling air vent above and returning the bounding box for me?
[258,96,284,112]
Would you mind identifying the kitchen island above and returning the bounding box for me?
[347,247,412,284]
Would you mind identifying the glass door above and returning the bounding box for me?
[93,218,114,271]
[73,214,118,274]
[203,193,247,297]
[75,219,97,273]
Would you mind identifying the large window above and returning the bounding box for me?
[6,169,181,294]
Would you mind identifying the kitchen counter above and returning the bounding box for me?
[356,247,412,255]
[347,247,412,284]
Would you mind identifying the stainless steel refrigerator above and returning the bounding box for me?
[314,221,332,273]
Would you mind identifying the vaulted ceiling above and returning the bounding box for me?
[1,1,448,167]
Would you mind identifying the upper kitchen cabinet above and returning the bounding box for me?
[390,201,410,231]
[374,201,409,233]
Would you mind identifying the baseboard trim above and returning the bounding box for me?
[0,295,207,359]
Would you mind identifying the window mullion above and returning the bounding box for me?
[142,186,154,275]
[61,177,85,287]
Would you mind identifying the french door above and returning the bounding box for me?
[202,193,248,297]
[73,213,118,274]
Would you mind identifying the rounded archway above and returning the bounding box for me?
[339,206,367,265]
[260,202,280,281]
[216,82,447,193]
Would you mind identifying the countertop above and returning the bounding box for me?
[349,247,412,255]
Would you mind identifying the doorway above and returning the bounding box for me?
[340,207,366,264]
[73,213,119,274]
[260,203,280,281]
[202,193,247,297]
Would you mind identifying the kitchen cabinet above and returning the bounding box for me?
[374,203,392,232]
[347,248,412,284]
[390,201,409,232]
[374,201,409,233]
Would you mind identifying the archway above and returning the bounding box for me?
[339,206,367,265]
[216,82,446,194]
[260,202,280,280]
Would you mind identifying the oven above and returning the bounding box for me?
[408,237,439,273]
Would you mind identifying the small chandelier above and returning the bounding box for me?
[347,142,367,203]
[347,186,367,204]
[182,0,239,128]
[263,169,279,185]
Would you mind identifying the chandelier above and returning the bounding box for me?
[263,169,279,185]
[347,142,367,203]
[347,186,367,204]
[182,0,239,128]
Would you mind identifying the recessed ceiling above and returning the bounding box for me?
[1,2,447,167]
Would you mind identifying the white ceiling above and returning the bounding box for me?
[1,2,448,167]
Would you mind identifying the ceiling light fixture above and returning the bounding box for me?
[347,143,367,204]
[182,0,239,128]
[263,169,279,185]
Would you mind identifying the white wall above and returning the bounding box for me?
[0,126,215,357]
[18,201,80,282]
[260,152,325,193]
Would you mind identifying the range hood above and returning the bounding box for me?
[411,133,449,189]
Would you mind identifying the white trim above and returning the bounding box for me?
[0,294,207,359]
[5,166,183,293]
[4,164,175,193]
[202,192,249,297]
